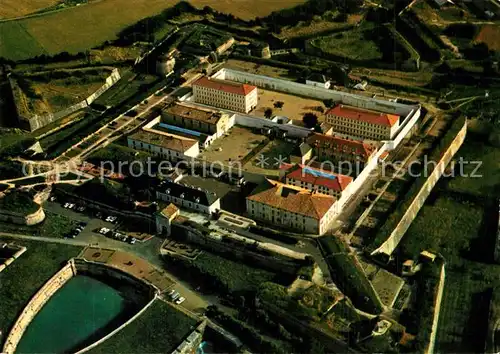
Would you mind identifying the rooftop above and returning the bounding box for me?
[193,76,256,96]
[161,203,179,218]
[306,133,376,160]
[326,104,400,127]
[247,179,336,220]
[164,103,225,125]
[157,180,219,207]
[128,130,198,153]
[284,164,353,192]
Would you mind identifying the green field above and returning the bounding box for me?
[310,24,383,61]
[88,300,197,354]
[447,138,500,198]
[0,212,79,238]
[0,238,81,345]
[0,21,47,60]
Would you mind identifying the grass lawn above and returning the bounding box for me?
[193,251,278,293]
[0,211,78,238]
[0,21,47,60]
[88,300,197,354]
[310,24,383,61]
[447,138,500,198]
[0,191,39,214]
[396,192,498,352]
[0,238,81,344]
[0,0,58,18]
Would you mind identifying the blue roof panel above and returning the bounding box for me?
[303,167,337,180]
[158,123,202,137]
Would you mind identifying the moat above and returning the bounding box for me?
[16,275,135,353]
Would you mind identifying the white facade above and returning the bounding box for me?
[156,191,220,215]
[192,84,257,113]
[127,136,199,161]
[246,198,338,235]
[326,113,400,140]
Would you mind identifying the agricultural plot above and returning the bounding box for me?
[0,0,59,19]
[0,0,306,60]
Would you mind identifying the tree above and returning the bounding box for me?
[323,99,335,108]
[274,101,284,109]
[264,108,273,118]
[303,113,318,128]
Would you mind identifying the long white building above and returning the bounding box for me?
[192,76,258,113]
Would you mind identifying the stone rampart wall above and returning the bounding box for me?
[372,120,468,256]
[2,261,76,354]
[0,206,45,226]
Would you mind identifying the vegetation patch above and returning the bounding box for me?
[10,68,111,118]
[475,24,500,51]
[0,238,81,346]
[308,23,383,61]
[0,190,39,214]
[88,300,197,354]
[318,236,384,314]
[0,212,78,238]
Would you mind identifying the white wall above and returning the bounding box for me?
[156,191,220,215]
[214,68,419,117]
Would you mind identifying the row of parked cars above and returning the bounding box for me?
[168,289,185,305]
[98,227,137,244]
[64,221,87,239]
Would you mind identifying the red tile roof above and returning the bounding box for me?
[247,179,336,220]
[193,76,256,96]
[284,164,353,192]
[306,133,376,160]
[326,104,400,127]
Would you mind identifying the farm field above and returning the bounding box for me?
[475,24,500,51]
[0,0,306,60]
[0,0,59,19]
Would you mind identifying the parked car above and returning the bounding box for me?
[76,206,86,212]
[99,227,110,235]
[170,291,180,301]
[128,237,137,245]
[175,297,186,305]
[106,216,118,223]
[49,196,57,202]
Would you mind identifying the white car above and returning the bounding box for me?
[99,227,110,235]
[175,297,185,305]
[106,216,118,223]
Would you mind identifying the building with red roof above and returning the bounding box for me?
[306,133,377,170]
[282,164,353,198]
[246,179,339,235]
[325,104,401,140]
[192,76,258,113]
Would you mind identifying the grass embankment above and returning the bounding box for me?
[88,300,197,354]
[0,212,78,238]
[0,191,39,214]
[318,236,384,314]
[309,23,383,61]
[166,251,279,295]
[396,135,500,352]
[368,115,467,252]
[0,239,81,344]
